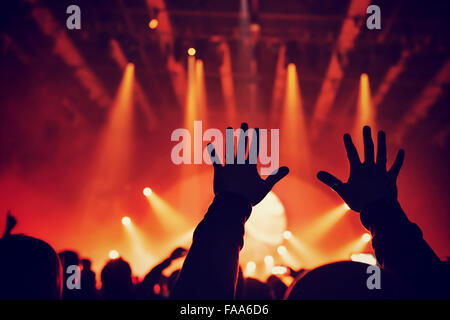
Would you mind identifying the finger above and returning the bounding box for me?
[207,143,222,169]
[376,131,386,170]
[237,122,248,164]
[388,149,405,180]
[255,128,260,157]
[248,128,259,165]
[317,171,343,192]
[343,134,361,167]
[265,166,289,189]
[363,126,374,164]
[225,126,234,165]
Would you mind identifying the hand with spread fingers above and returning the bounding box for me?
[207,122,289,206]
[317,126,405,212]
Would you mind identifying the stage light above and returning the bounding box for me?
[277,245,287,255]
[264,255,274,265]
[344,203,350,210]
[109,250,119,259]
[283,230,292,240]
[272,266,288,275]
[148,19,158,29]
[350,253,377,266]
[121,216,131,226]
[143,187,152,197]
[187,48,196,56]
[362,233,372,243]
[245,261,256,276]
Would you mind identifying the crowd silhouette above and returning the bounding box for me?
[0,125,448,300]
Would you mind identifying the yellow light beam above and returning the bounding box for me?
[284,235,326,269]
[145,191,190,234]
[195,59,207,120]
[281,63,310,173]
[185,55,197,133]
[122,220,157,277]
[301,203,349,243]
[219,42,236,122]
[354,73,376,149]
[333,235,371,261]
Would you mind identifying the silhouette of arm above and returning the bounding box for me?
[171,192,251,299]
[171,123,289,299]
[2,211,16,238]
[142,247,186,290]
[317,126,444,296]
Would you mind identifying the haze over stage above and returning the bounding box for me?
[0,0,449,280]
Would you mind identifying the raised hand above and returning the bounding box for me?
[317,126,405,212]
[207,122,289,206]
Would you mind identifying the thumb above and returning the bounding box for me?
[265,166,289,189]
[317,171,343,192]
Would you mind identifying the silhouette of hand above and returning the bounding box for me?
[169,247,187,261]
[207,123,289,206]
[317,126,404,212]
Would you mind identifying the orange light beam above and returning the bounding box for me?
[219,41,236,122]
[110,40,157,129]
[281,63,310,173]
[354,73,376,149]
[311,0,370,138]
[278,246,301,270]
[195,59,207,120]
[185,55,197,133]
[92,63,135,187]
[284,235,325,269]
[145,192,190,234]
[122,220,157,277]
[270,45,287,126]
[301,203,350,243]
[333,235,371,261]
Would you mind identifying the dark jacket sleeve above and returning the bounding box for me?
[360,198,448,298]
[171,192,252,300]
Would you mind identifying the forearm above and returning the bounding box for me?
[171,192,251,300]
[360,198,443,294]
[143,258,171,286]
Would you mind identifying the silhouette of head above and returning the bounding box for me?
[59,250,79,269]
[286,261,405,300]
[243,278,274,300]
[0,235,62,299]
[101,258,133,299]
[81,258,92,270]
[58,250,80,299]
[266,275,288,300]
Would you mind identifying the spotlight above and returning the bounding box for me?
[246,261,256,276]
[148,19,158,29]
[283,230,292,240]
[264,255,274,265]
[277,245,287,255]
[109,250,119,259]
[143,187,152,197]
[350,253,377,266]
[121,216,131,226]
[344,203,350,210]
[272,266,288,275]
[187,48,196,56]
[362,233,372,243]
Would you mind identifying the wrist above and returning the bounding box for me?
[360,197,409,232]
